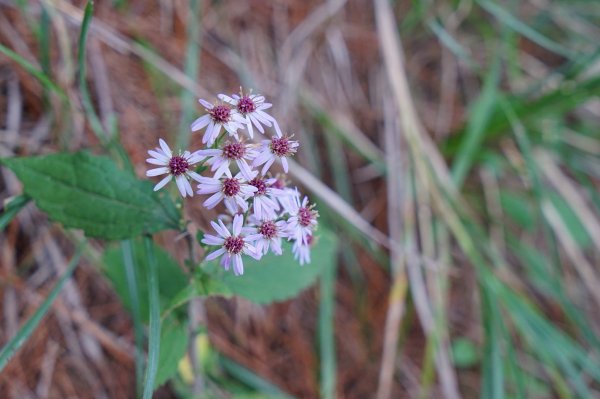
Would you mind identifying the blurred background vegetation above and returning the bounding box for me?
[1,0,600,398]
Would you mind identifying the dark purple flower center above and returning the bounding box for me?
[223,142,245,160]
[259,221,277,239]
[222,178,241,197]
[299,207,313,227]
[237,96,256,114]
[168,156,189,176]
[224,236,244,254]
[270,137,292,157]
[249,178,267,196]
[210,105,232,123]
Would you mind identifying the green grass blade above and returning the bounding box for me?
[0,243,84,372]
[480,287,504,399]
[176,0,201,150]
[142,236,161,399]
[451,47,501,188]
[0,43,66,101]
[77,0,106,142]
[121,240,144,398]
[428,19,476,68]
[0,195,30,231]
[319,257,337,399]
[477,0,576,59]
[219,355,296,399]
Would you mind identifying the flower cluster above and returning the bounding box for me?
[146,89,318,275]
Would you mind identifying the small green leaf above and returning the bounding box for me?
[206,228,339,304]
[103,239,188,322]
[451,337,479,368]
[500,191,535,230]
[1,151,179,239]
[154,316,188,389]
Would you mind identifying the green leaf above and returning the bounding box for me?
[103,239,188,322]
[155,316,189,389]
[451,337,479,368]
[207,228,339,304]
[1,151,179,239]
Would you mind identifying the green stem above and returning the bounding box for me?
[142,236,161,399]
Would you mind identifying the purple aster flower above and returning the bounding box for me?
[284,190,319,245]
[248,176,286,221]
[252,135,299,175]
[218,90,282,138]
[202,214,259,276]
[243,219,288,257]
[196,173,257,214]
[195,140,258,181]
[146,138,204,197]
[190,99,246,145]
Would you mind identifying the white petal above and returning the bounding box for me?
[201,234,225,246]
[175,175,188,197]
[261,158,275,176]
[146,167,169,177]
[203,121,215,144]
[211,220,230,238]
[233,254,244,276]
[218,94,235,104]
[271,238,283,255]
[196,149,221,157]
[184,178,193,197]
[281,157,289,173]
[232,214,243,236]
[186,171,203,182]
[191,114,211,131]
[205,247,226,261]
[272,119,283,137]
[237,159,255,181]
[159,139,172,157]
[203,191,224,209]
[245,116,254,138]
[244,234,262,242]
[252,150,272,167]
[146,158,167,166]
[148,150,170,163]
[199,99,213,109]
[153,175,172,191]
[224,197,238,214]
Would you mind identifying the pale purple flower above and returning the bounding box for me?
[196,173,257,214]
[243,219,287,257]
[248,176,287,221]
[146,138,203,197]
[191,99,246,146]
[292,234,313,265]
[268,175,299,209]
[202,214,259,276]
[285,191,319,245]
[195,141,258,181]
[252,135,299,175]
[218,91,282,138]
